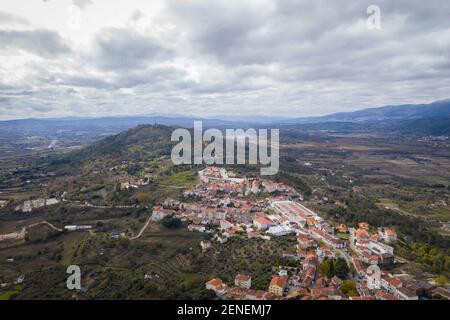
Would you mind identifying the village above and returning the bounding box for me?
[150,167,440,300]
[1,165,448,300]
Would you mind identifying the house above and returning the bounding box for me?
[355,228,370,239]
[375,290,399,300]
[359,222,370,230]
[200,240,211,251]
[310,286,339,299]
[223,228,237,238]
[205,278,228,296]
[432,287,450,300]
[215,235,228,244]
[379,275,418,300]
[220,196,232,207]
[263,181,279,193]
[188,224,206,233]
[244,290,271,300]
[302,267,316,287]
[303,253,319,270]
[235,274,252,289]
[352,256,365,277]
[121,182,138,190]
[16,198,59,213]
[349,296,375,300]
[331,276,343,287]
[163,198,181,208]
[316,247,335,260]
[381,275,403,292]
[396,287,419,300]
[110,230,125,239]
[251,180,260,194]
[309,227,346,249]
[315,276,330,288]
[366,240,394,256]
[0,200,7,209]
[227,287,245,300]
[297,237,314,249]
[151,206,173,221]
[370,233,383,242]
[337,224,348,233]
[317,221,333,234]
[288,275,302,287]
[220,219,233,230]
[267,225,292,236]
[296,249,308,259]
[253,216,275,230]
[378,228,397,243]
[282,252,300,261]
[268,275,288,296]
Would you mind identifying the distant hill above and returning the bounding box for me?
[374,116,450,136]
[1,99,449,140]
[284,100,450,124]
[0,115,247,139]
[281,116,450,136]
[69,124,176,161]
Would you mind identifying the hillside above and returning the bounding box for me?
[70,124,177,162]
[285,99,450,124]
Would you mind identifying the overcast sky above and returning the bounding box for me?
[0,0,449,120]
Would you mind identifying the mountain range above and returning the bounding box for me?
[1,99,449,137]
[283,99,450,124]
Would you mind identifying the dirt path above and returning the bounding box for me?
[129,216,153,240]
[26,221,63,232]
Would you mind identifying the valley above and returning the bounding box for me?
[0,122,448,300]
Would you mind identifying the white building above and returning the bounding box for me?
[151,206,172,221]
[366,265,381,290]
[64,225,92,231]
[200,240,211,251]
[205,278,228,296]
[253,216,275,230]
[235,274,252,289]
[267,225,292,236]
[188,225,206,233]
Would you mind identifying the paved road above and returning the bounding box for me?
[336,248,352,266]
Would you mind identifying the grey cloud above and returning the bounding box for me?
[91,28,173,71]
[57,75,111,90]
[0,29,71,57]
[0,90,34,96]
[111,66,187,89]
[1,1,450,120]
[73,0,93,10]
[0,11,30,26]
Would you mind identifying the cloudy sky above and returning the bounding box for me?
[0,0,449,120]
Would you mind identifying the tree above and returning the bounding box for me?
[340,280,358,297]
[162,215,182,229]
[196,289,216,300]
[318,258,335,277]
[136,192,152,204]
[334,258,350,279]
[435,275,448,286]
